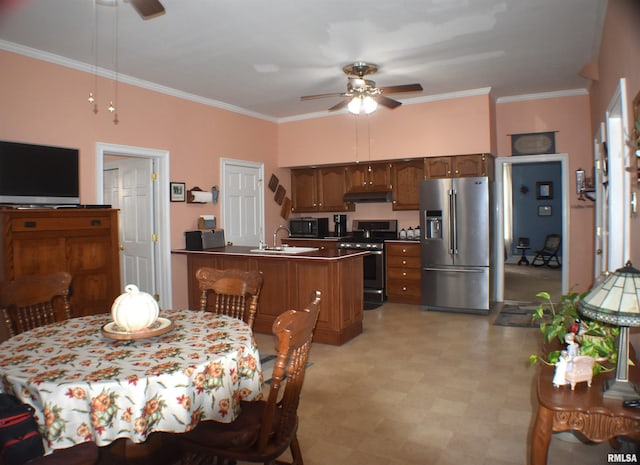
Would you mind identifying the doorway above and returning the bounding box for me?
[494,154,569,303]
[220,158,264,246]
[95,143,173,309]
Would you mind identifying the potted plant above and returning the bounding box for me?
[529,290,619,375]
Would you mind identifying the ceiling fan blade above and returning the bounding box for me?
[378,83,423,94]
[129,0,165,20]
[328,99,351,112]
[374,95,402,109]
[300,93,346,101]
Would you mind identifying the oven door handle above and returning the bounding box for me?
[367,250,384,255]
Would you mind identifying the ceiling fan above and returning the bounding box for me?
[301,62,423,114]
[97,0,165,20]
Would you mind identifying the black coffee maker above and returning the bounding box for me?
[333,214,347,237]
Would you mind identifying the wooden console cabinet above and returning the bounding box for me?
[0,209,121,317]
[386,241,421,304]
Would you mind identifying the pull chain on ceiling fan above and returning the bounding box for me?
[301,62,423,114]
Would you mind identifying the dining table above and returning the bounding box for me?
[0,309,264,453]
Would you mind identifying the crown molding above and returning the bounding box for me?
[0,39,279,123]
[496,88,588,103]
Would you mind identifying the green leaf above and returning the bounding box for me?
[536,291,551,300]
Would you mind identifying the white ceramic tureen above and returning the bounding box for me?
[111,284,159,332]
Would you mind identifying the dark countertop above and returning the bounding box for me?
[172,246,369,260]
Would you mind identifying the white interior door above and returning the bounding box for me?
[97,143,172,309]
[221,158,264,246]
[104,157,157,296]
[604,78,631,270]
[594,122,608,278]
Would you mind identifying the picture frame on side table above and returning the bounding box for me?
[170,182,186,202]
[536,182,553,200]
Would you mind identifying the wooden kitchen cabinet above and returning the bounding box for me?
[346,162,392,192]
[386,242,421,304]
[0,209,121,317]
[425,154,494,179]
[291,167,353,213]
[182,249,364,345]
[391,159,425,210]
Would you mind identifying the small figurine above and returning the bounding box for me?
[565,332,580,359]
[553,350,570,387]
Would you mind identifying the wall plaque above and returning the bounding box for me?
[511,131,556,156]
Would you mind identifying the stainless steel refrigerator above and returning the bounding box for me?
[420,176,493,313]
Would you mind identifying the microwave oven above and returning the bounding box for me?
[289,217,329,238]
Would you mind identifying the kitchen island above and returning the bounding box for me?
[172,246,367,345]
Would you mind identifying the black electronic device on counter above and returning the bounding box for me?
[185,229,226,250]
[288,217,329,238]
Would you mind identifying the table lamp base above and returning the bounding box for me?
[603,379,640,400]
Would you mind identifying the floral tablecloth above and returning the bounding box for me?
[0,309,263,450]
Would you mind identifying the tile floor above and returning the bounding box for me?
[251,302,625,465]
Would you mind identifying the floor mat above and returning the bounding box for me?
[493,304,541,328]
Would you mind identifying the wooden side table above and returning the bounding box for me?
[516,245,530,265]
[531,363,640,465]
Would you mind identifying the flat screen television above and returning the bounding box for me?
[0,140,80,206]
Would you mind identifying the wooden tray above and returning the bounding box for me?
[101,317,174,340]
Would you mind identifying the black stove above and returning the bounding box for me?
[338,220,397,249]
[337,220,398,303]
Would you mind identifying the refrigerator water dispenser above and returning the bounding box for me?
[425,210,442,239]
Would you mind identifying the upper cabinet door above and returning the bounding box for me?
[291,169,318,212]
[425,154,494,180]
[346,163,392,192]
[392,159,424,210]
[455,154,493,179]
[425,157,453,179]
[318,166,353,212]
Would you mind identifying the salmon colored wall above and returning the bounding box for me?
[3,5,631,307]
[588,0,640,266]
[278,93,493,167]
[495,95,594,293]
[0,50,285,308]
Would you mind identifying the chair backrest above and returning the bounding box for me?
[196,267,264,328]
[543,234,561,252]
[257,290,321,453]
[0,272,73,338]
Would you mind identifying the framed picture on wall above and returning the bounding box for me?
[170,182,186,202]
[538,205,552,216]
[536,181,553,200]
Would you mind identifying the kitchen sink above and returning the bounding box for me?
[249,246,319,255]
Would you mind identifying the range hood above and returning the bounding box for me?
[343,190,393,203]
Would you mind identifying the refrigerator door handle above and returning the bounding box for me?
[448,189,454,255]
[422,266,484,273]
[452,189,458,255]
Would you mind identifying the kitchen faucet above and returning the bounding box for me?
[273,225,290,247]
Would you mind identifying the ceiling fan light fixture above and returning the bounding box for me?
[348,95,377,115]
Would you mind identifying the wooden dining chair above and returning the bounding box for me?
[196,267,264,328]
[179,290,322,465]
[0,272,73,338]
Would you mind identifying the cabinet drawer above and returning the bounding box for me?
[386,280,421,298]
[387,267,421,281]
[11,216,111,232]
[386,243,420,257]
[386,255,421,268]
